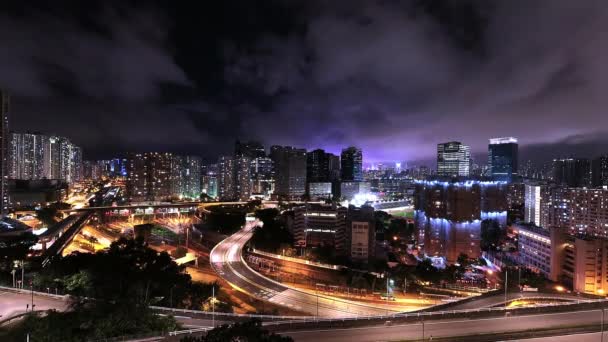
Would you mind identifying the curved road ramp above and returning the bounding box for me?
[210,221,400,318]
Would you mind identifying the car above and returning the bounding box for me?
[380,295,397,301]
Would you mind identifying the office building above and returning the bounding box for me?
[488,137,518,182]
[126,152,173,202]
[307,149,330,183]
[328,154,341,181]
[553,158,591,187]
[347,205,376,263]
[513,223,566,281]
[341,146,363,181]
[340,181,371,201]
[592,155,608,187]
[291,204,347,254]
[308,182,332,200]
[251,157,273,197]
[437,141,470,177]
[270,146,307,199]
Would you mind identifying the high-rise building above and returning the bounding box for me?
[171,156,201,199]
[201,163,218,199]
[437,141,470,177]
[347,205,376,263]
[270,146,307,199]
[488,137,518,182]
[553,158,591,187]
[126,152,173,202]
[414,180,507,263]
[9,133,46,180]
[41,135,82,183]
[592,155,608,187]
[328,153,341,181]
[217,156,251,201]
[234,140,265,159]
[218,156,235,201]
[524,184,544,227]
[340,146,363,181]
[234,156,251,201]
[0,91,9,216]
[548,187,608,237]
[290,204,347,253]
[307,149,330,183]
[251,156,273,196]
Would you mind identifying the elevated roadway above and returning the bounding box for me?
[280,307,608,342]
[210,222,399,318]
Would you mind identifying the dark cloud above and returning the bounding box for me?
[2,0,608,164]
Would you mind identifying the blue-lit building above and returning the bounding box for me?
[414,180,508,263]
[488,137,518,182]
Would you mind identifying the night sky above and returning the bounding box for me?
[3,0,608,165]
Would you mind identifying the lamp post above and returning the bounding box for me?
[602,307,605,342]
[212,285,215,328]
[504,268,508,310]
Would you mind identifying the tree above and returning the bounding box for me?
[250,209,292,254]
[414,258,441,284]
[0,232,37,273]
[387,218,414,242]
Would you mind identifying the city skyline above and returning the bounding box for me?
[2,2,608,163]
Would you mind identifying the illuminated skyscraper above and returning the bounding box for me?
[218,156,235,200]
[488,137,518,182]
[42,135,82,183]
[437,141,470,177]
[9,133,46,180]
[126,152,173,202]
[171,155,202,199]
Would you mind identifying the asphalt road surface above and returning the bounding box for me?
[210,222,397,318]
[281,308,607,342]
[0,289,68,320]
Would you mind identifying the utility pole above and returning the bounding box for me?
[504,268,508,309]
[30,280,34,312]
[602,308,605,342]
[422,318,425,341]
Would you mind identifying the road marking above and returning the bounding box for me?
[283,308,604,335]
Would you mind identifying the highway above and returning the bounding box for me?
[280,308,608,342]
[210,222,398,318]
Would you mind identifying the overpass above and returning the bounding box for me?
[210,221,400,318]
[40,212,92,266]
